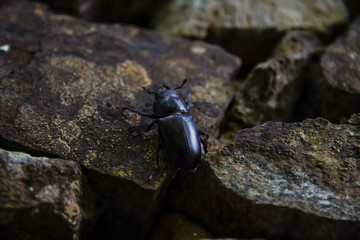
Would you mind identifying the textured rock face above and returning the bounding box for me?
[170,118,360,239]
[232,30,322,126]
[153,0,348,71]
[0,1,240,239]
[0,0,240,186]
[298,18,360,122]
[321,18,360,93]
[1,0,360,239]
[0,149,81,240]
[153,0,348,38]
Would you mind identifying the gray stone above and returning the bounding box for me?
[153,0,348,38]
[153,0,348,71]
[170,118,360,239]
[0,149,82,240]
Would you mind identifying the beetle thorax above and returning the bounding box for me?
[155,89,177,100]
[153,95,187,116]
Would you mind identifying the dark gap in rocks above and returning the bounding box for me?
[35,0,169,29]
[145,169,216,239]
[214,96,245,150]
[206,28,285,79]
[292,50,323,123]
[35,0,80,16]
[315,22,349,46]
[0,0,12,8]
[0,137,60,158]
[77,167,102,240]
[80,167,167,240]
[344,0,360,20]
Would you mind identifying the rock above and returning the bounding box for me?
[0,1,240,238]
[170,118,360,239]
[153,0,348,72]
[348,113,360,125]
[0,149,82,240]
[321,18,360,94]
[298,18,360,122]
[148,211,213,240]
[231,30,321,126]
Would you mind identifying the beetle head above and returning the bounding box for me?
[142,79,187,100]
[155,87,178,100]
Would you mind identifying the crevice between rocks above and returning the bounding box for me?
[0,137,60,159]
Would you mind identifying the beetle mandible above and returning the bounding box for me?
[123,79,208,169]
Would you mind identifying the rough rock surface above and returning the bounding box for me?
[298,17,360,122]
[322,18,360,93]
[170,118,360,240]
[153,0,348,72]
[0,1,240,239]
[0,149,82,240]
[232,30,322,126]
[0,0,240,186]
[154,0,348,38]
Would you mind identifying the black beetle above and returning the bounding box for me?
[124,79,207,170]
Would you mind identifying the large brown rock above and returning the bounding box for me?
[0,1,240,238]
[170,118,360,239]
[153,0,348,72]
[0,149,82,240]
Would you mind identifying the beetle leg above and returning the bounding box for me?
[185,92,193,110]
[144,120,158,132]
[148,142,161,182]
[200,137,208,154]
[155,142,161,167]
[123,107,161,119]
[161,84,171,90]
[173,78,188,90]
[198,129,209,140]
[142,86,156,94]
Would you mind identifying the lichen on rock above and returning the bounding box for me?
[170,118,360,239]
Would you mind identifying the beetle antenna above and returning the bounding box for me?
[174,79,187,90]
[159,83,170,90]
[142,86,156,94]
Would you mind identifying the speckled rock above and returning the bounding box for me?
[231,30,321,126]
[0,1,240,238]
[0,149,81,240]
[153,0,348,72]
[298,18,360,122]
[170,118,360,240]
